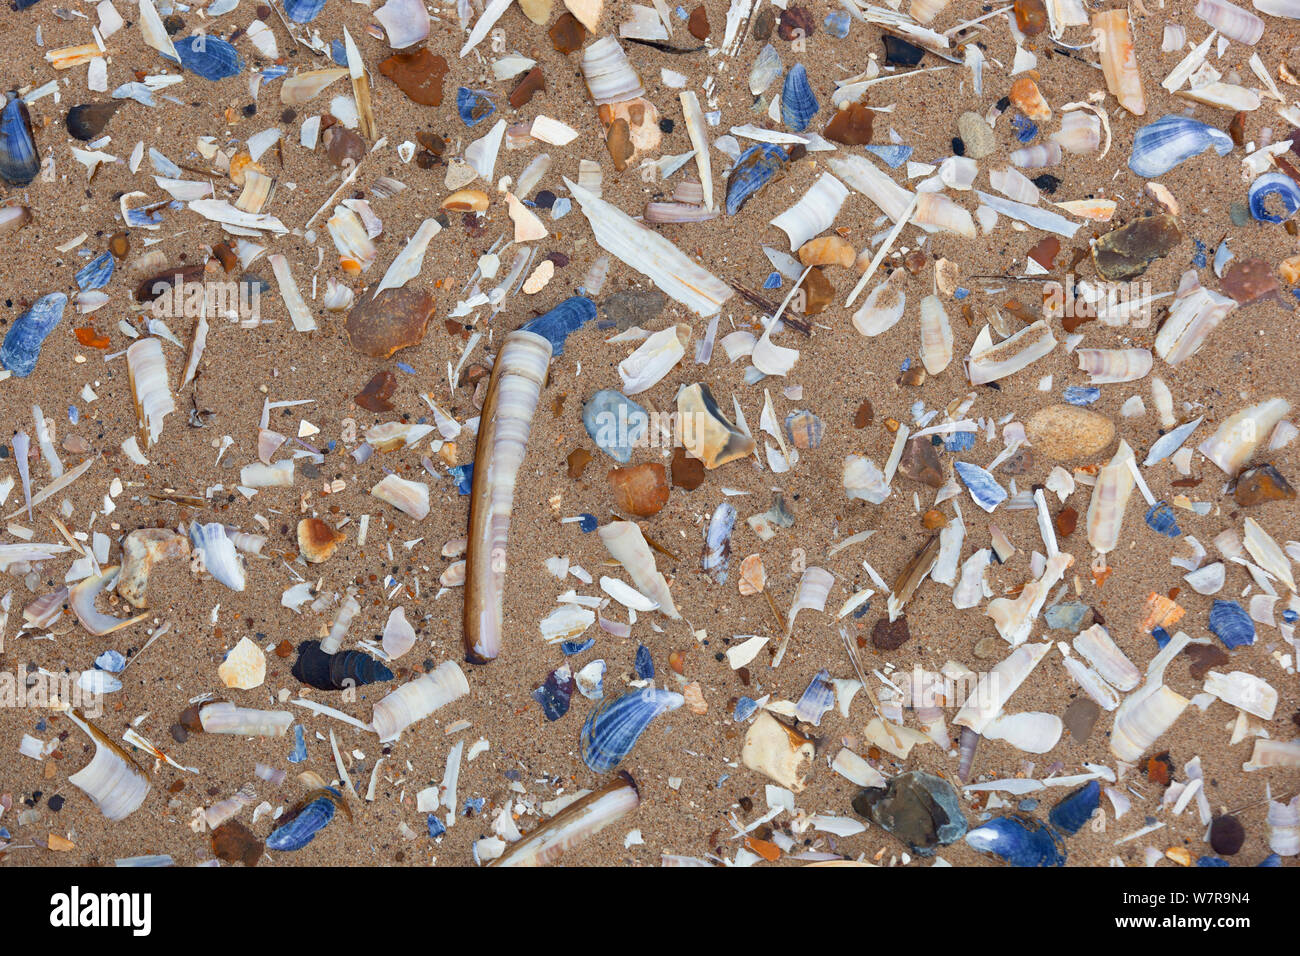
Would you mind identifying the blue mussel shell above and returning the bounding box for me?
[580,687,683,773]
[780,63,818,133]
[1,292,67,378]
[0,95,40,187]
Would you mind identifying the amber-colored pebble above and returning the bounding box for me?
[354,370,397,412]
[671,445,705,490]
[921,509,947,530]
[1013,0,1047,35]
[854,400,874,428]
[608,462,670,517]
[824,102,874,146]
[566,447,591,479]
[508,66,546,109]
[1055,506,1078,537]
[549,11,588,53]
[74,327,110,349]
[687,4,710,39]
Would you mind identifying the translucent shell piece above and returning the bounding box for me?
[1,292,67,378]
[919,295,954,375]
[370,660,469,741]
[1248,172,1300,223]
[1111,683,1189,761]
[1049,110,1101,154]
[1153,270,1236,365]
[580,37,644,106]
[70,566,149,636]
[983,711,1064,753]
[1092,9,1145,116]
[599,521,680,618]
[1128,115,1233,178]
[127,337,175,447]
[966,814,1066,866]
[1072,624,1140,691]
[749,43,782,95]
[1075,347,1152,384]
[853,270,906,336]
[491,772,640,867]
[1086,440,1136,554]
[1197,397,1291,475]
[954,460,1007,512]
[580,687,684,772]
[284,0,327,22]
[770,173,848,250]
[702,502,737,584]
[780,63,819,132]
[1195,0,1264,44]
[198,701,294,736]
[190,521,246,592]
[65,708,151,821]
[676,382,755,469]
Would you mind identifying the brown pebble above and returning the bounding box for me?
[1001,447,1035,476]
[1209,814,1245,855]
[871,616,910,650]
[688,4,710,39]
[606,118,634,171]
[354,370,397,412]
[824,102,874,146]
[799,266,834,314]
[107,232,130,259]
[973,635,1002,660]
[1234,464,1296,506]
[549,12,588,54]
[377,49,449,106]
[416,131,446,156]
[853,400,874,428]
[566,447,591,479]
[1013,0,1047,35]
[345,288,436,359]
[751,5,774,39]
[608,462,670,517]
[1026,405,1116,460]
[1185,642,1230,680]
[323,125,365,168]
[1063,698,1100,741]
[671,445,705,490]
[211,820,263,867]
[1229,111,1246,148]
[509,66,546,109]
[274,639,293,658]
[921,509,947,530]
[1055,506,1078,537]
[898,436,944,488]
[1220,258,1279,305]
[777,5,814,39]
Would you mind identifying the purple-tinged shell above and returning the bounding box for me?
[1,292,67,377]
[634,644,654,679]
[580,687,683,772]
[291,640,394,690]
[702,502,737,583]
[456,87,496,127]
[1128,115,1232,178]
[532,664,575,721]
[1209,599,1255,649]
[0,95,39,187]
[954,460,1007,513]
[794,668,834,725]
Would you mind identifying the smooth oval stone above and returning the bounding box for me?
[1092,213,1182,281]
[549,12,588,53]
[345,288,435,358]
[608,462,670,517]
[688,4,710,39]
[323,125,365,167]
[1063,698,1100,741]
[1025,405,1116,460]
[378,49,449,106]
[583,389,649,464]
[1209,814,1245,855]
[751,5,775,40]
[957,112,996,159]
[851,770,967,856]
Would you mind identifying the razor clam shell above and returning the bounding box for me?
[913,191,976,238]
[66,708,151,821]
[117,528,190,608]
[1176,82,1260,112]
[1203,669,1277,720]
[1086,440,1136,554]
[770,173,849,251]
[580,37,645,106]
[1073,624,1140,691]
[566,177,732,317]
[191,521,246,591]
[853,270,906,336]
[600,521,681,618]
[679,91,714,211]
[1197,397,1291,475]
[370,474,430,519]
[126,337,175,447]
[1267,792,1300,856]
[983,712,1064,754]
[372,218,442,298]
[267,253,317,331]
[829,154,915,225]
[1244,739,1300,771]
[1075,347,1152,384]
[953,642,1053,735]
[741,710,815,791]
[919,295,954,375]
[464,330,551,663]
[1093,9,1146,116]
[1195,0,1264,43]
[988,167,1040,205]
[973,191,1080,237]
[1153,271,1236,365]
[371,660,469,741]
[1111,684,1190,762]
[1061,652,1121,711]
[492,772,640,866]
[198,701,294,736]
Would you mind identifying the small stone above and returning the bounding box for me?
[549,12,588,54]
[345,288,436,359]
[608,462,670,517]
[883,35,925,67]
[824,102,874,146]
[1045,600,1090,631]
[1063,698,1101,741]
[107,232,129,259]
[973,635,1002,659]
[903,249,928,275]
[957,112,996,159]
[566,447,591,479]
[1228,202,1251,226]
[871,615,911,650]
[854,400,874,428]
[211,820,263,866]
[509,66,546,109]
[377,49,449,107]
[1093,214,1182,281]
[602,288,666,329]
[1147,751,1174,786]
[1208,814,1245,856]
[354,370,397,412]
[323,125,365,168]
[921,509,947,530]
[1220,258,1278,305]
[752,5,775,40]
[777,5,814,40]
[799,266,834,314]
[606,118,634,171]
[1025,405,1116,460]
[1001,446,1036,476]
[1184,642,1230,680]
[1229,110,1246,147]
[1234,464,1296,506]
[688,4,710,39]
[1055,506,1077,537]
[1028,235,1060,270]
[850,770,967,856]
[671,445,706,490]
[898,436,944,488]
[1013,0,1047,35]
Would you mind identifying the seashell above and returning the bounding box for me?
[1197,397,1291,475]
[966,814,1066,867]
[284,0,327,22]
[327,206,377,273]
[267,788,345,851]
[1008,142,1061,169]
[382,607,417,659]
[643,202,719,224]
[375,0,429,48]
[517,295,598,358]
[532,664,575,721]
[1143,501,1180,537]
[166,34,245,82]
[989,167,1040,205]
[580,37,644,106]
[726,144,787,216]
[322,277,355,312]
[68,566,146,636]
[0,203,32,236]
[1073,624,1139,691]
[974,191,1080,237]
[198,701,294,736]
[863,144,912,169]
[297,517,345,564]
[795,669,836,725]
[1184,561,1226,594]
[1243,516,1295,591]
[983,711,1064,753]
[599,521,680,618]
[187,520,244,589]
[1176,82,1260,112]
[1195,0,1264,43]
[741,711,815,791]
[1153,271,1235,367]
[1267,792,1300,857]
[954,460,1007,513]
[370,474,430,520]
[293,640,394,691]
[919,295,954,375]
[456,87,496,127]
[913,191,976,238]
[1255,0,1300,15]
[581,687,684,772]
[679,92,714,212]
[1204,669,1277,720]
[702,502,737,584]
[784,409,823,450]
[676,382,755,469]
[770,173,849,251]
[828,154,914,228]
[576,659,606,700]
[1009,77,1052,121]
[852,270,906,337]
[1,293,67,378]
[239,460,294,488]
[492,772,639,867]
[618,324,690,394]
[371,660,469,741]
[1086,440,1136,554]
[282,68,350,107]
[1092,9,1145,116]
[65,708,151,821]
[749,43,783,95]
[117,528,189,608]
[954,642,1052,735]
[1248,172,1300,223]
[737,554,766,595]
[66,102,121,142]
[780,63,819,133]
[583,389,648,464]
[1128,115,1233,178]
[1075,347,1152,384]
[844,454,891,504]
[1112,682,1190,761]
[1210,598,1257,649]
[540,605,597,644]
[125,337,174,450]
[1049,110,1101,154]
[218,636,267,691]
[0,94,40,187]
[1048,780,1101,835]
[1244,739,1300,771]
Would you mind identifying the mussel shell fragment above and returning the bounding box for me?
[1,292,68,378]
[0,95,40,187]
[292,640,395,690]
[580,687,684,772]
[965,813,1066,866]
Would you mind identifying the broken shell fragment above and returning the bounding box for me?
[65,708,150,821]
[1092,214,1181,281]
[742,710,815,792]
[1,293,67,378]
[371,661,469,742]
[345,288,435,358]
[1197,397,1291,476]
[198,701,294,736]
[70,567,148,636]
[218,637,267,690]
[581,688,684,772]
[491,772,640,867]
[370,475,430,520]
[298,518,346,563]
[676,383,755,469]
[1093,9,1146,116]
[117,528,190,608]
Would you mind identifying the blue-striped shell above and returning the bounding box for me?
[1048,780,1100,835]
[1209,599,1255,649]
[456,87,496,127]
[943,430,976,453]
[726,144,786,215]
[580,687,683,773]
[823,9,852,38]
[794,668,834,725]
[288,724,307,763]
[166,35,245,82]
[1144,501,1181,537]
[780,63,818,133]
[532,664,575,721]
[75,252,115,291]
[1,292,67,378]
[634,645,654,679]
[1064,386,1101,406]
[1258,853,1282,867]
[519,295,597,356]
[266,788,341,851]
[1128,115,1233,179]
[733,696,759,721]
[0,95,40,187]
[863,144,912,169]
[1248,172,1300,224]
[703,502,737,583]
[1012,114,1038,143]
[1197,855,1231,867]
[448,463,473,494]
[954,460,1007,512]
[285,0,328,23]
[965,814,1066,867]
[561,637,595,656]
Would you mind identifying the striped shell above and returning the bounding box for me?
[580,688,684,773]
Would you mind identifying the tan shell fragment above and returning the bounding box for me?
[298,517,346,563]
[683,681,708,715]
[507,191,548,241]
[676,383,755,469]
[218,636,267,690]
[117,528,191,609]
[742,711,815,792]
[441,188,490,212]
[737,554,766,595]
[1025,405,1116,460]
